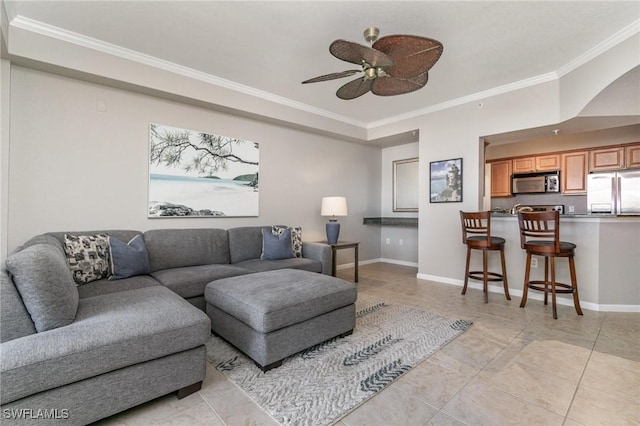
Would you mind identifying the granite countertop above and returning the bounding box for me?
[491,212,639,218]
[362,217,418,227]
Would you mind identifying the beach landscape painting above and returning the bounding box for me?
[429,158,462,203]
[148,123,259,217]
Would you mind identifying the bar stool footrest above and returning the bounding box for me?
[527,280,575,294]
[469,271,505,282]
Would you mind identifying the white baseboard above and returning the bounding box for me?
[416,273,640,313]
[336,258,418,270]
[378,258,419,268]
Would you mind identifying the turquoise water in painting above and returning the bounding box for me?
[149,173,258,215]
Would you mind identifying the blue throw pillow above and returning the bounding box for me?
[108,235,151,280]
[261,228,295,260]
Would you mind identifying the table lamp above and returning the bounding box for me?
[321,196,348,244]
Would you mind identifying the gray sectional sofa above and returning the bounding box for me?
[1,226,331,425]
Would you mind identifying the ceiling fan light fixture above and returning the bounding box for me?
[364,67,377,80]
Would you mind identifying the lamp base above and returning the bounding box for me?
[325,220,340,244]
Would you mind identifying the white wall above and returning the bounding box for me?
[5,66,382,263]
[378,142,419,265]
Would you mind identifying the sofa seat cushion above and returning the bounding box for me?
[205,269,357,334]
[233,258,322,274]
[0,286,210,405]
[151,264,251,299]
[77,275,160,299]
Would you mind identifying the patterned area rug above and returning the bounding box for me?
[205,295,472,426]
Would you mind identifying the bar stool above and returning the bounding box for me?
[517,211,583,319]
[459,211,511,303]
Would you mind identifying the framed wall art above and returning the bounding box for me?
[148,123,259,217]
[429,158,462,203]
[393,157,419,212]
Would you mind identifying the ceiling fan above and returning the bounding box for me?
[302,27,443,100]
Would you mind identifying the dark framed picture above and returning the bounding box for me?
[430,158,462,203]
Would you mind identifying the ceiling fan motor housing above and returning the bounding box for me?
[363,27,380,44]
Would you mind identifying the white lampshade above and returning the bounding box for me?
[321,196,348,217]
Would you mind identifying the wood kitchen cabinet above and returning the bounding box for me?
[589,147,624,171]
[536,154,561,171]
[561,151,588,193]
[512,157,536,173]
[512,154,560,173]
[490,160,512,197]
[625,143,640,169]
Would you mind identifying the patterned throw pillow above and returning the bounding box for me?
[63,234,111,284]
[272,225,302,258]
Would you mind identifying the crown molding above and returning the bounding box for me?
[556,19,640,78]
[9,16,368,129]
[368,72,559,129]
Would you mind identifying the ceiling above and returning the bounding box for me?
[3,1,639,128]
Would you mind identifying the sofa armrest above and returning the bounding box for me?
[302,242,331,275]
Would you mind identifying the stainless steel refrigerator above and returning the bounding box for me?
[587,170,640,215]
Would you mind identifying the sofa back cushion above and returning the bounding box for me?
[5,244,79,332]
[0,270,36,342]
[17,234,66,256]
[46,230,142,247]
[228,226,271,263]
[144,228,230,271]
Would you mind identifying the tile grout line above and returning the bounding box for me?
[197,391,227,426]
[560,312,606,425]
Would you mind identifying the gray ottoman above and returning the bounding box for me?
[205,269,357,371]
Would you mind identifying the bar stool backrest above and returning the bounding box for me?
[517,211,561,253]
[460,211,492,248]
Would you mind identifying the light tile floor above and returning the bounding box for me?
[96,263,640,426]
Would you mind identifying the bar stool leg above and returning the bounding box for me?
[462,247,471,295]
[550,256,558,320]
[483,250,489,303]
[569,256,583,316]
[520,253,532,308]
[500,248,511,300]
[543,257,549,305]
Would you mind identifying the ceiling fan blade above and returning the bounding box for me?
[373,35,443,79]
[371,72,428,96]
[302,70,362,84]
[330,39,394,68]
[336,77,373,100]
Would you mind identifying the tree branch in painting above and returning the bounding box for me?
[150,123,258,177]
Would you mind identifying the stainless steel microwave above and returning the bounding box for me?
[512,171,560,194]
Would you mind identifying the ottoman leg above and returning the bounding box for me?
[257,359,283,372]
[339,329,353,338]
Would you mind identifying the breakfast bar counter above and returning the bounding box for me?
[487,214,640,310]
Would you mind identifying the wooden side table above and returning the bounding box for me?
[326,241,359,282]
